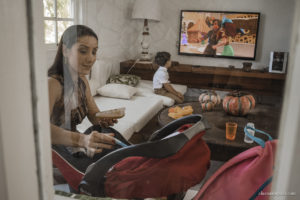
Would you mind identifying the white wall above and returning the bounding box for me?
[86,0,137,75]
[143,0,295,69]
[85,0,295,73]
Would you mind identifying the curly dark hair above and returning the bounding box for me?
[154,52,171,66]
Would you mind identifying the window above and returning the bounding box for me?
[43,0,75,44]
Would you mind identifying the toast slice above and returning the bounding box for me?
[95,107,125,119]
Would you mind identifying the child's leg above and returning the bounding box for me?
[154,88,184,104]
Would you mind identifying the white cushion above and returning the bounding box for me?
[88,60,114,96]
[96,83,137,99]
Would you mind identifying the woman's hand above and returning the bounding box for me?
[97,118,118,128]
[80,131,116,157]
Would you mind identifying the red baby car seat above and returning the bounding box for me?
[53,114,211,199]
[193,126,277,200]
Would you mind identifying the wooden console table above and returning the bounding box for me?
[120,60,286,96]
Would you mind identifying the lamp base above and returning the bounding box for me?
[138,19,152,62]
[140,52,151,61]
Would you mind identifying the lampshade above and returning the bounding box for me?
[132,0,161,21]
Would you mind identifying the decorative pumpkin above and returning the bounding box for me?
[201,101,215,112]
[223,91,256,116]
[199,91,221,106]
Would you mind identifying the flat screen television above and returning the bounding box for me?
[178,10,260,60]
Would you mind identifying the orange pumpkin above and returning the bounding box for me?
[223,92,256,116]
[199,91,221,106]
[201,101,215,112]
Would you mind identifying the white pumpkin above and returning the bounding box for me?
[199,91,221,106]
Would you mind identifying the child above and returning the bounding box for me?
[153,52,184,104]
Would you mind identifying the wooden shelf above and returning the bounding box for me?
[190,66,285,80]
[120,60,286,96]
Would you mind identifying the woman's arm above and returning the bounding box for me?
[50,123,115,153]
[48,77,114,151]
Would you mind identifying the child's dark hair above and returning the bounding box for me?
[154,52,171,66]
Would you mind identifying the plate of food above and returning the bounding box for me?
[168,105,193,119]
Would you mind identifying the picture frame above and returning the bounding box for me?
[269,51,288,73]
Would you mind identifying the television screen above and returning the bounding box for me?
[178,10,260,60]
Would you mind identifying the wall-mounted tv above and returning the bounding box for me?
[178,10,260,60]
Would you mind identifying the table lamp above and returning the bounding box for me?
[132,0,161,61]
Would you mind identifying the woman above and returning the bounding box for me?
[48,25,129,166]
[153,51,184,104]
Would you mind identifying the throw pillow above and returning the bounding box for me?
[107,74,141,87]
[96,83,137,99]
